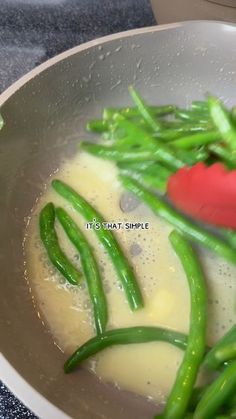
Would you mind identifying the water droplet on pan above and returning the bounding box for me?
[129,242,142,257]
[119,192,141,213]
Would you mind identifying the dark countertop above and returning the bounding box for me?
[0,0,156,93]
[0,1,156,418]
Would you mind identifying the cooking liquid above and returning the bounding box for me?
[25,152,236,405]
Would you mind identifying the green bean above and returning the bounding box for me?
[155,130,196,142]
[158,230,207,419]
[52,180,143,311]
[128,86,161,131]
[64,326,188,373]
[223,229,236,249]
[119,176,236,265]
[208,96,236,151]
[226,393,236,409]
[155,125,213,142]
[56,207,108,335]
[191,101,209,112]
[231,106,236,122]
[103,104,176,121]
[171,131,221,149]
[0,113,4,130]
[86,115,208,167]
[161,120,210,129]
[85,125,208,165]
[119,169,167,193]
[111,113,152,143]
[80,142,184,171]
[228,406,236,418]
[118,161,173,192]
[214,343,236,365]
[175,109,210,123]
[145,163,173,179]
[190,386,236,413]
[175,148,209,165]
[203,325,236,370]
[208,144,236,169]
[39,203,81,286]
[188,388,206,411]
[193,360,236,419]
[118,161,173,179]
[117,161,154,172]
[86,119,109,133]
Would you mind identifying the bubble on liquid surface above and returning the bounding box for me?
[119,192,141,213]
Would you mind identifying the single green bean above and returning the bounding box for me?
[39,203,81,286]
[190,386,236,413]
[174,148,209,165]
[117,161,154,172]
[208,143,236,169]
[223,229,236,249]
[144,163,173,179]
[158,230,207,419]
[0,113,4,130]
[119,176,236,265]
[64,326,188,373]
[193,360,236,419]
[128,86,161,131]
[56,207,108,335]
[119,169,167,193]
[191,101,209,112]
[231,106,236,122]
[154,125,213,142]
[214,343,236,364]
[86,119,109,133]
[208,96,236,151]
[111,113,152,143]
[188,388,206,411]
[117,161,173,179]
[203,325,236,370]
[228,405,236,418]
[52,180,143,311]
[103,105,176,120]
[80,142,184,171]
[175,109,210,123]
[171,131,221,149]
[161,120,211,129]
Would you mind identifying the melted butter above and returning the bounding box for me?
[25,151,236,404]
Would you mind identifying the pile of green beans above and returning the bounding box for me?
[83,87,236,270]
[84,87,236,181]
[38,88,236,418]
[52,179,143,312]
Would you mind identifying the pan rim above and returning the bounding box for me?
[0,20,236,107]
